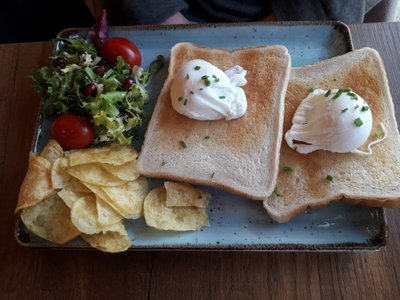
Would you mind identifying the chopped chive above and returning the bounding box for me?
[354,117,363,127]
[204,135,210,140]
[308,87,315,93]
[333,78,337,81]
[178,96,183,102]
[333,89,344,99]
[201,75,211,86]
[375,127,383,138]
[161,161,166,166]
[283,166,293,173]
[194,66,201,70]
[325,90,332,97]
[341,108,348,113]
[199,88,203,91]
[210,172,215,178]
[342,88,351,93]
[326,175,334,182]
[186,74,189,79]
[184,99,188,106]
[190,91,194,94]
[273,187,282,197]
[218,96,226,99]
[212,75,220,82]
[347,92,358,100]
[361,106,369,112]
[179,140,187,149]
[354,105,359,109]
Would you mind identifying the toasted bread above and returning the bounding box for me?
[263,47,400,222]
[138,42,291,199]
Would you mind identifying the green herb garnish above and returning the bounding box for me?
[326,175,334,182]
[375,127,383,138]
[273,188,282,197]
[184,99,188,106]
[308,87,315,93]
[178,96,183,102]
[341,108,348,113]
[186,74,189,79]
[194,66,200,70]
[210,172,215,178]
[204,135,210,140]
[347,92,358,100]
[354,105,359,109]
[161,161,166,166]
[354,118,363,127]
[361,106,369,112]
[325,90,332,97]
[201,75,211,86]
[283,166,293,173]
[179,140,187,149]
[212,74,220,82]
[333,89,344,99]
[218,96,225,99]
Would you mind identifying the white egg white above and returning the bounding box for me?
[170,59,247,120]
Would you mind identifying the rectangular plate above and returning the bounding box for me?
[16,21,387,251]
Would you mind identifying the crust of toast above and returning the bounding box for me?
[138,42,291,199]
[263,47,400,222]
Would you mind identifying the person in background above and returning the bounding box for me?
[117,0,386,25]
[0,0,398,43]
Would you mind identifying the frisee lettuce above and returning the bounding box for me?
[31,36,164,145]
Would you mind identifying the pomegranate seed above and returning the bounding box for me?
[94,65,106,75]
[82,83,97,96]
[122,77,134,90]
[53,57,66,67]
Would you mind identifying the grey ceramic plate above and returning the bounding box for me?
[16,21,387,251]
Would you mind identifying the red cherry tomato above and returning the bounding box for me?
[101,37,142,68]
[51,114,94,149]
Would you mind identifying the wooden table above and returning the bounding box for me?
[1,23,399,299]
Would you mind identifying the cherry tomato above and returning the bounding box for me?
[101,37,142,68]
[51,114,94,149]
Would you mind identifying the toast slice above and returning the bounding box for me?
[263,47,400,222]
[138,42,291,199]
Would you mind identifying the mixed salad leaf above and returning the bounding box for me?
[31,35,163,145]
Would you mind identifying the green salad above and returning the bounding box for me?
[31,36,163,145]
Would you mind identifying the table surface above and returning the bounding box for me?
[1,22,399,299]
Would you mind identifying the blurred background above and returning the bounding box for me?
[0,0,399,44]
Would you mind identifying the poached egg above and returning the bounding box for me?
[285,88,378,154]
[170,59,247,120]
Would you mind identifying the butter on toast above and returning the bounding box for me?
[263,47,400,222]
[138,42,291,199]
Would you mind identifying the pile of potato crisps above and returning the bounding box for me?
[15,140,210,253]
